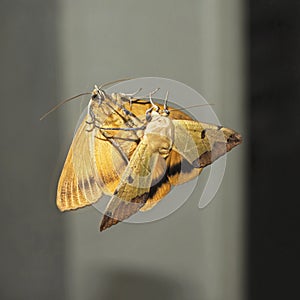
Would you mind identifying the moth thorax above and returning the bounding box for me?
[145,134,173,158]
[145,115,174,141]
[158,137,172,158]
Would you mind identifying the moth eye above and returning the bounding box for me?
[227,134,236,142]
[201,130,206,139]
[92,93,98,100]
[106,211,112,217]
[127,175,134,183]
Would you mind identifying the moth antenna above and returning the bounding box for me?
[148,87,160,99]
[40,92,91,121]
[99,78,134,89]
[134,87,160,101]
[119,88,143,109]
[168,103,214,112]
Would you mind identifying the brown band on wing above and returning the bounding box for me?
[100,193,149,231]
[167,150,202,186]
[193,142,226,168]
[140,167,171,211]
[193,131,242,168]
[148,171,169,199]
[168,158,194,176]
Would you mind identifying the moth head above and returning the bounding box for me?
[219,127,243,151]
[161,107,170,117]
[91,85,107,105]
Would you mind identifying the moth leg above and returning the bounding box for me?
[85,103,100,131]
[149,90,160,111]
[127,99,151,105]
[111,88,143,108]
[111,88,142,102]
[162,91,170,116]
[121,88,143,98]
[145,90,160,122]
[122,87,161,108]
[96,125,145,145]
[85,125,95,132]
[85,117,97,132]
[145,107,153,122]
[121,107,143,124]
[97,125,146,132]
[121,88,143,109]
[99,130,129,164]
[107,97,144,127]
[110,96,144,126]
[94,134,139,143]
[133,87,160,102]
[85,109,101,132]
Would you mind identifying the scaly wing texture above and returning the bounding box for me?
[140,120,242,213]
[123,101,194,122]
[172,120,242,168]
[57,117,103,211]
[57,111,140,211]
[92,130,134,196]
[57,99,242,230]
[139,154,171,211]
[100,135,167,231]
[140,150,202,212]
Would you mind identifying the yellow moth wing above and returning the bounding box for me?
[57,117,103,211]
[172,120,242,168]
[122,101,194,122]
[100,136,158,231]
[139,155,171,211]
[92,131,131,195]
[56,92,242,230]
[166,150,203,186]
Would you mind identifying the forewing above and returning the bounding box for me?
[57,117,103,211]
[92,130,134,196]
[139,155,171,211]
[166,149,203,186]
[172,120,242,168]
[100,138,162,231]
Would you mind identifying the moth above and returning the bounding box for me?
[55,84,242,231]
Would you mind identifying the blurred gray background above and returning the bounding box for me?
[0,0,246,299]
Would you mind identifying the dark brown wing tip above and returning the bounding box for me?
[100,215,120,232]
[229,132,242,144]
[226,132,242,151]
[99,193,149,232]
